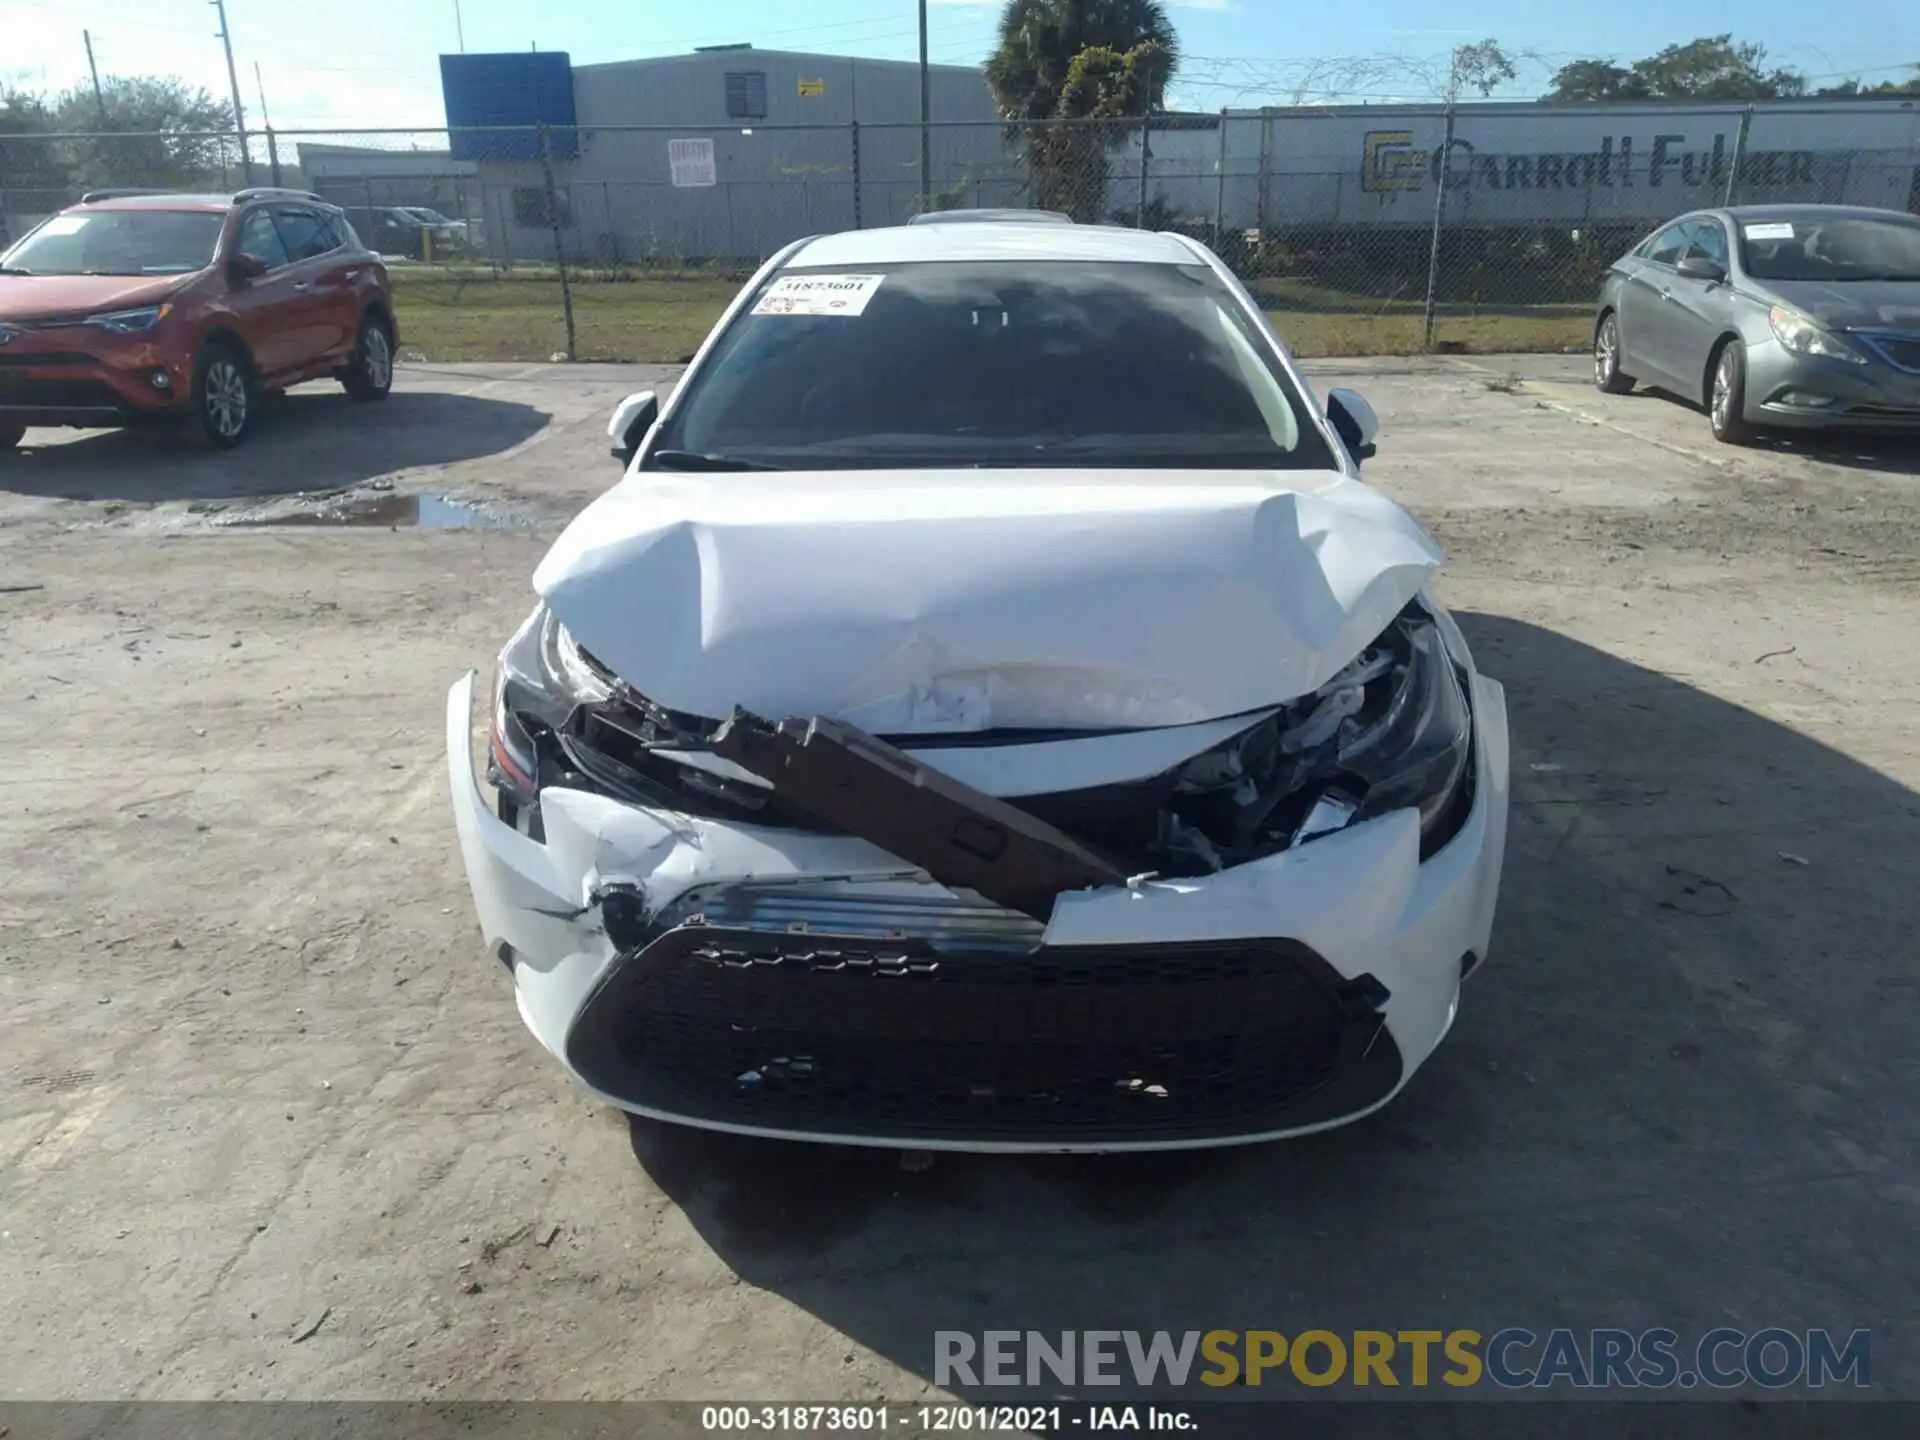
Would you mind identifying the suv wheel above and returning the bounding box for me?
[191,344,254,449]
[0,422,24,452]
[342,316,394,402]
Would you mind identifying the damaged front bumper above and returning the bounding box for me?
[445,664,1510,1152]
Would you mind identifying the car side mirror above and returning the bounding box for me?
[608,390,659,466]
[228,252,269,283]
[1326,388,1379,464]
[1676,255,1726,283]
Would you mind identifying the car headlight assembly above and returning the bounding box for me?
[1769,306,1866,365]
[1162,603,1475,872]
[1336,610,1474,850]
[86,304,170,335]
[490,605,776,824]
[489,606,612,798]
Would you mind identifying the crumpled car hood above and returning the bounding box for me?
[534,467,1442,732]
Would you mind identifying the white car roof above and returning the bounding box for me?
[783,222,1201,269]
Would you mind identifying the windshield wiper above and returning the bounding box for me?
[650,450,784,472]
[0,266,34,276]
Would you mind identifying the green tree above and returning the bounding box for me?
[1545,35,1807,101]
[985,0,1179,221]
[52,76,237,191]
[1813,65,1920,97]
[1541,59,1646,102]
[1445,40,1518,101]
[1,88,68,231]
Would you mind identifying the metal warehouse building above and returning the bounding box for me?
[441,46,1007,264]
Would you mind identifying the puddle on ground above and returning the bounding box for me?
[217,490,519,530]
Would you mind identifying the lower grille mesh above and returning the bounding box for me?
[567,924,1398,1144]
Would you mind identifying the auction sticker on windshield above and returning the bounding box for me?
[753,273,885,317]
[1743,222,1797,240]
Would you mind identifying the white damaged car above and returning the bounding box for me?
[448,217,1510,1152]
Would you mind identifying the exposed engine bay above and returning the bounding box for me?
[493,601,1475,918]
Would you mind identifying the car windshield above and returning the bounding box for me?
[1,208,225,276]
[650,259,1337,472]
[1738,215,1920,282]
[405,208,451,224]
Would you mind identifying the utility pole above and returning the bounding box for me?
[210,0,254,187]
[1421,50,1464,353]
[83,30,109,129]
[917,0,931,211]
[452,0,466,53]
[913,0,929,208]
[255,62,282,187]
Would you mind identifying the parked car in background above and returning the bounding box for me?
[450,216,1511,1153]
[343,205,464,261]
[1594,204,1920,443]
[0,188,396,450]
[396,206,469,244]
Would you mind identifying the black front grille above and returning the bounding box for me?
[0,375,126,409]
[566,924,1400,1144]
[1867,335,1920,373]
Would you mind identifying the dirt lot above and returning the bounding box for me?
[2,357,1917,1405]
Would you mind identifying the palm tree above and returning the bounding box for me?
[984,0,1180,221]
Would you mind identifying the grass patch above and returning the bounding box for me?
[391,270,1590,364]
[392,273,740,363]
[1278,310,1589,357]
[1249,274,1591,356]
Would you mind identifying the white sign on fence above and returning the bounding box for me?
[667,138,717,188]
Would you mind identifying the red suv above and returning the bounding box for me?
[0,187,395,450]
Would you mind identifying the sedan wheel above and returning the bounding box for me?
[1594,314,1633,394]
[1709,341,1756,445]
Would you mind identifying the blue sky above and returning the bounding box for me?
[5,0,1916,130]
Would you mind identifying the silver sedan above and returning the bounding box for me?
[1593,204,1920,443]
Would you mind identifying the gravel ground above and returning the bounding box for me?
[1,357,1917,1405]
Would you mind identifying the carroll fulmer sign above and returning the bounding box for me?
[1140,102,1920,228]
[1322,102,1920,223]
[1361,128,1821,195]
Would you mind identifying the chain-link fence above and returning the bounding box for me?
[5,106,1917,361]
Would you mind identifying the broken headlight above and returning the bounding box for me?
[1163,605,1473,870]
[491,606,769,822]
[490,604,612,798]
[1336,609,1473,845]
